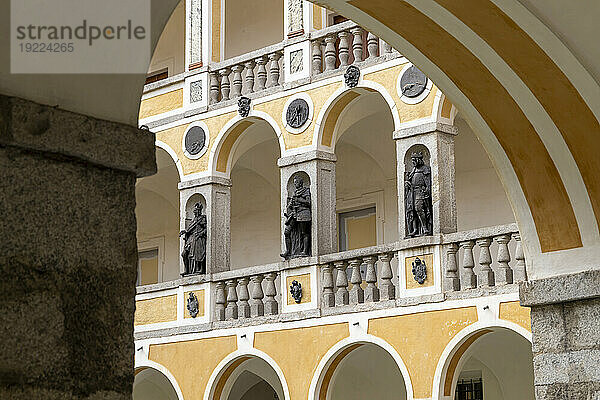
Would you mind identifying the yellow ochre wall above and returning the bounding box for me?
[144,63,438,178]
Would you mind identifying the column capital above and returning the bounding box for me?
[393,122,458,140]
[0,95,156,177]
[277,150,336,167]
[178,175,232,189]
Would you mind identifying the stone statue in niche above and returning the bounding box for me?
[281,176,312,259]
[405,151,433,237]
[180,202,207,275]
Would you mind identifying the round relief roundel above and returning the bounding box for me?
[184,126,206,156]
[400,65,428,98]
[286,98,310,129]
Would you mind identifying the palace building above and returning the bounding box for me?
[2,1,598,400]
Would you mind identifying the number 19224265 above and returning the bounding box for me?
[19,42,74,52]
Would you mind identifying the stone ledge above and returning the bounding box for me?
[0,95,156,177]
[520,269,600,306]
[178,175,232,189]
[277,150,337,167]
[393,122,458,139]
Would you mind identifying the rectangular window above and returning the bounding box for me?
[455,378,483,400]
[138,248,159,286]
[145,69,168,85]
[338,207,377,252]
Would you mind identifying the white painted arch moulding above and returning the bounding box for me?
[431,320,532,400]
[208,110,286,179]
[203,348,292,400]
[155,140,185,181]
[307,334,415,400]
[312,78,402,151]
[135,359,186,400]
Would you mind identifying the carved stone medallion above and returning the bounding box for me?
[344,65,360,88]
[286,98,309,129]
[411,257,427,285]
[400,65,428,98]
[238,96,251,117]
[184,126,206,156]
[187,292,199,318]
[290,280,302,303]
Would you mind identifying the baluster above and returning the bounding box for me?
[324,34,337,71]
[215,281,226,321]
[495,234,513,285]
[225,279,238,320]
[219,68,231,101]
[322,264,335,307]
[312,40,323,75]
[334,260,349,306]
[382,40,393,54]
[348,259,364,304]
[237,277,250,318]
[512,233,527,282]
[264,272,278,315]
[209,71,220,104]
[338,31,351,67]
[445,243,460,291]
[230,64,243,98]
[250,274,265,317]
[366,32,379,59]
[460,241,477,289]
[378,253,395,300]
[267,51,282,88]
[243,60,256,94]
[477,238,495,287]
[364,256,379,302]
[350,27,364,63]
[255,56,268,91]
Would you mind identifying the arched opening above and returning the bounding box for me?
[211,356,286,400]
[318,343,408,400]
[220,118,281,269]
[442,328,534,400]
[329,88,398,251]
[133,367,180,400]
[136,147,181,284]
[224,0,283,59]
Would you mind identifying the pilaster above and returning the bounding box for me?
[179,176,232,274]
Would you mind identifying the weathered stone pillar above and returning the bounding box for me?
[0,95,155,400]
[394,122,457,238]
[520,271,600,400]
[178,177,231,274]
[278,151,337,258]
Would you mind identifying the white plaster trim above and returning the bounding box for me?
[139,107,185,127]
[136,287,179,301]
[284,40,311,83]
[281,92,314,134]
[313,78,401,151]
[202,0,211,64]
[398,244,442,298]
[280,265,318,313]
[141,81,184,101]
[134,359,186,400]
[137,236,165,285]
[208,110,285,178]
[307,335,415,400]
[396,63,434,105]
[431,316,531,400]
[203,349,292,400]
[155,140,184,181]
[435,93,456,126]
[182,121,210,160]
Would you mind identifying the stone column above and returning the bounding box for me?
[179,176,231,274]
[520,271,600,400]
[395,122,457,238]
[0,95,155,399]
[186,0,203,69]
[278,151,337,257]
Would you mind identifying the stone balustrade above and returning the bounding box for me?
[134,224,526,336]
[443,223,526,292]
[309,20,394,76]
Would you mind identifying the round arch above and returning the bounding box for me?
[432,321,532,400]
[308,335,414,400]
[134,360,185,400]
[313,80,401,152]
[209,111,286,179]
[203,349,291,400]
[155,140,184,181]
